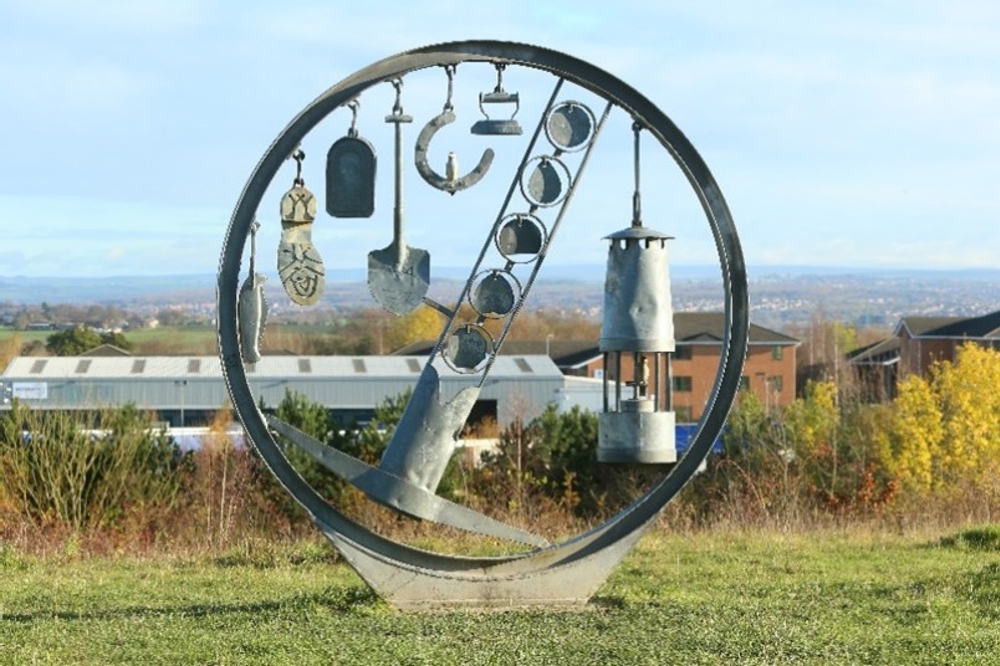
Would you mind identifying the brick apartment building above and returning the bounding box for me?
[848,309,1000,400]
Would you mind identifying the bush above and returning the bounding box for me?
[0,401,188,534]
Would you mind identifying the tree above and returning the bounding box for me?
[45,326,102,356]
[100,330,134,352]
[384,306,443,352]
[44,326,132,355]
[887,374,942,493]
[272,389,345,507]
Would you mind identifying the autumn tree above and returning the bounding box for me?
[384,305,444,352]
[0,333,20,369]
[885,374,942,493]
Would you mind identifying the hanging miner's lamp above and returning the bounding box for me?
[598,122,677,464]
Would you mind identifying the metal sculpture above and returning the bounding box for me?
[219,41,748,609]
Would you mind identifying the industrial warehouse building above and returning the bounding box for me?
[0,354,575,430]
[1,314,797,442]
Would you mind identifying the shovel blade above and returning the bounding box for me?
[368,245,431,315]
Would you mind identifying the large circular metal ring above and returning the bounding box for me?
[218,40,748,606]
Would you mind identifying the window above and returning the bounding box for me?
[767,376,784,393]
[739,376,750,391]
[675,405,694,422]
[672,376,693,392]
[772,346,784,361]
[673,346,692,361]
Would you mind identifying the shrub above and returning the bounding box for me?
[0,401,188,533]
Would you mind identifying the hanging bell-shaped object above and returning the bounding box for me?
[470,64,522,136]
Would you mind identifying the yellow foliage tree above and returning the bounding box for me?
[0,334,20,370]
[384,305,445,351]
[887,374,942,493]
[889,343,1000,496]
[783,380,841,500]
[933,344,1000,490]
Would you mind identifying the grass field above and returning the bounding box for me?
[0,325,220,356]
[2,526,999,665]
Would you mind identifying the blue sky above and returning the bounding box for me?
[1,1,997,277]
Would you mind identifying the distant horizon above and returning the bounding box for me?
[3,262,1000,281]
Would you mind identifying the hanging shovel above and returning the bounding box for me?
[368,80,430,316]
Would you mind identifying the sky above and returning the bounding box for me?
[1,0,998,278]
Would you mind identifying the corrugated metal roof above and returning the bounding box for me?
[2,355,564,380]
[1,355,565,425]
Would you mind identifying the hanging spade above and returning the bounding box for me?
[326,98,377,218]
[368,79,431,315]
[277,149,325,306]
[471,63,523,136]
[238,219,267,363]
[414,65,494,195]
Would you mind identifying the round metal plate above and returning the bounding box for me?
[470,270,519,318]
[520,156,571,207]
[545,101,595,152]
[495,213,547,262]
[443,324,494,373]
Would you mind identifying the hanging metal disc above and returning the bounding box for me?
[443,324,494,373]
[496,213,547,262]
[471,270,518,317]
[520,156,571,207]
[545,101,596,152]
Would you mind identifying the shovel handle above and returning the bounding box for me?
[393,118,404,245]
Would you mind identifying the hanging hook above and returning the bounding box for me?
[347,98,360,137]
[414,65,494,195]
[443,65,456,113]
[292,148,305,186]
[496,63,508,92]
[390,78,404,117]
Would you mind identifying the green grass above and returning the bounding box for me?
[0,327,51,346]
[123,325,217,350]
[0,325,220,352]
[1,528,1000,664]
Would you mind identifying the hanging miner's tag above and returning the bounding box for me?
[278,150,325,306]
[326,136,376,217]
[326,100,377,218]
